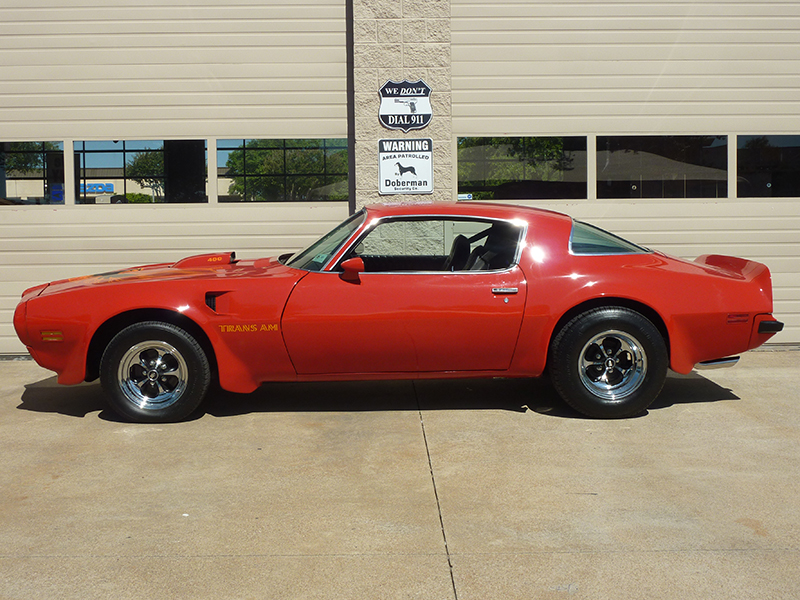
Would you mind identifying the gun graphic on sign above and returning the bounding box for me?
[379,79,432,132]
[394,99,418,113]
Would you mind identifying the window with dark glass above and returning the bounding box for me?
[738,135,800,198]
[74,140,207,204]
[570,221,649,255]
[597,136,727,199]
[0,142,64,205]
[457,137,587,200]
[217,139,348,202]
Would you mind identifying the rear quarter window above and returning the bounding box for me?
[569,221,649,255]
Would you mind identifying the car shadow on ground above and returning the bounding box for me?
[17,370,740,421]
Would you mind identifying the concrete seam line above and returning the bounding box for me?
[414,382,459,600]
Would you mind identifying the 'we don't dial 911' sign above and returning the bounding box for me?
[378,80,432,132]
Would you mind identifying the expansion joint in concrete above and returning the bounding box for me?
[414,381,459,600]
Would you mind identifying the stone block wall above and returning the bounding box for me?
[353,0,452,208]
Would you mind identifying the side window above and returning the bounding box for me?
[349,218,522,272]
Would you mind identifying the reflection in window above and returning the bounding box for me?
[738,135,800,197]
[74,140,207,204]
[457,137,587,200]
[597,136,727,199]
[0,142,64,205]
[217,139,348,202]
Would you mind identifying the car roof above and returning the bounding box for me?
[362,201,573,227]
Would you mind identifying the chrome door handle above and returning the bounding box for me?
[492,287,518,295]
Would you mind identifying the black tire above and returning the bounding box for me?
[100,321,211,423]
[549,307,668,418]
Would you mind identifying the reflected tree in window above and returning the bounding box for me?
[223,139,348,202]
[126,149,164,201]
[457,137,586,200]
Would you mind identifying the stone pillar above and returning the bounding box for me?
[352,0,452,209]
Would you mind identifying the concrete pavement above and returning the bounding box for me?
[1,350,798,599]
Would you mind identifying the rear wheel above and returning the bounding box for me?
[549,307,668,418]
[100,321,210,423]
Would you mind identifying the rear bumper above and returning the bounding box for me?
[696,356,740,370]
[750,315,784,350]
[758,320,784,335]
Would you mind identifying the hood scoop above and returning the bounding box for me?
[172,252,237,269]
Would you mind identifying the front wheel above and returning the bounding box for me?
[549,307,668,418]
[100,321,211,423]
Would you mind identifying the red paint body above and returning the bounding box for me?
[14,203,782,393]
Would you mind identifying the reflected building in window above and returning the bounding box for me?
[0,142,64,205]
[597,136,728,199]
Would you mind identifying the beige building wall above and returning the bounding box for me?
[0,0,348,141]
[1,0,799,352]
[451,0,800,343]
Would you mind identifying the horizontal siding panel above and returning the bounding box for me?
[0,47,343,67]
[456,75,800,91]
[0,90,346,110]
[454,45,800,63]
[1,63,345,82]
[452,2,800,19]
[453,103,800,117]
[0,203,349,354]
[454,89,800,104]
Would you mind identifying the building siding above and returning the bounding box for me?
[451,1,800,135]
[0,0,347,140]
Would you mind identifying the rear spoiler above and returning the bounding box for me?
[695,254,767,281]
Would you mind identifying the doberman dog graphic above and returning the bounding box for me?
[396,162,417,176]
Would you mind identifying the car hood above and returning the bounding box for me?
[32,252,297,298]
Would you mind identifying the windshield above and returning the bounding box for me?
[283,210,366,271]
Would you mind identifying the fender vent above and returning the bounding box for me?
[205,293,217,312]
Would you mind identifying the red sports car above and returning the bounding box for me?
[14,202,783,422]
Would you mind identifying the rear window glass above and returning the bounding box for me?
[569,221,649,255]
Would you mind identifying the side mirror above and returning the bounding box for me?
[339,257,365,282]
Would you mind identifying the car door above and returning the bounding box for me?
[280,217,528,375]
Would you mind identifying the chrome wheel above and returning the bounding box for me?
[549,307,668,419]
[117,340,189,410]
[579,330,647,400]
[101,321,211,422]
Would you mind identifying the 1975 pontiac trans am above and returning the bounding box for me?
[14,202,783,422]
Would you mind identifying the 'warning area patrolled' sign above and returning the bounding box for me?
[378,139,433,195]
